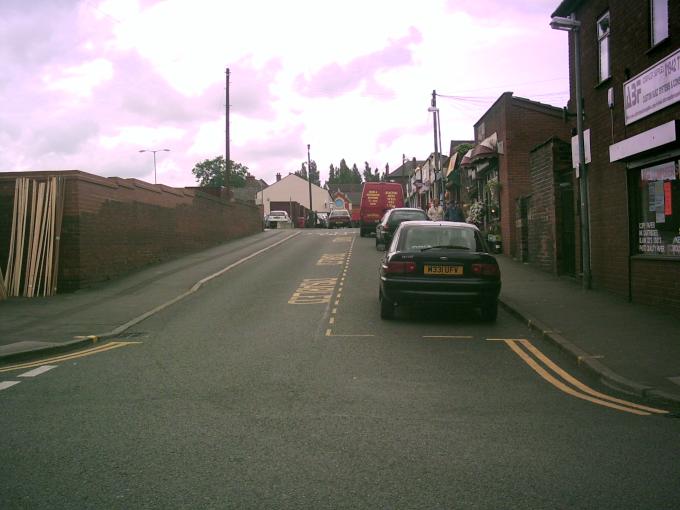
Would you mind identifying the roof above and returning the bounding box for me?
[389,159,424,178]
[399,220,479,231]
[552,0,582,17]
[473,92,564,128]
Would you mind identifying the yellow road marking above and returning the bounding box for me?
[504,340,656,416]
[519,339,667,414]
[0,342,141,373]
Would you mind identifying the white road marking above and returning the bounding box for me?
[0,381,21,391]
[19,365,58,378]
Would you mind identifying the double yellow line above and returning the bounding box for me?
[0,341,140,373]
[499,339,667,416]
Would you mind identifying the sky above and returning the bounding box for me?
[1,0,571,188]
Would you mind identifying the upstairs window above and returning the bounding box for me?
[597,12,611,82]
[651,0,669,46]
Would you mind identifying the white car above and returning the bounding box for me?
[265,210,292,229]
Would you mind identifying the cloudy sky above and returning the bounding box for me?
[1,0,570,188]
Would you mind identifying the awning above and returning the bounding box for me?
[445,152,459,177]
[471,132,498,161]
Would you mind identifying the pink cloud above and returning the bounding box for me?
[295,27,422,98]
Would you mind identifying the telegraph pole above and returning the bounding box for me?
[225,68,231,194]
[307,144,313,226]
[431,89,440,203]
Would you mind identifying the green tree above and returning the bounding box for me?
[351,163,362,184]
[295,160,320,186]
[326,164,337,188]
[363,161,380,182]
[336,159,354,184]
[191,156,249,187]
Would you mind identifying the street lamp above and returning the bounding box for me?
[550,14,591,290]
[139,149,171,184]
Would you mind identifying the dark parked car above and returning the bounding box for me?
[378,221,501,321]
[375,207,429,250]
[327,209,352,228]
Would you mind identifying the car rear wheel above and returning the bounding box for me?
[379,289,394,320]
[480,301,498,322]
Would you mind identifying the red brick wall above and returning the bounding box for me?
[565,0,680,305]
[475,93,571,258]
[529,140,558,273]
[0,171,262,291]
[631,258,680,314]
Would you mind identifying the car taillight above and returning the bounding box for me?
[471,263,500,277]
[384,261,417,274]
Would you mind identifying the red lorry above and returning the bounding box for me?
[358,182,404,237]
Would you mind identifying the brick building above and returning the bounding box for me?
[461,92,572,259]
[552,0,680,312]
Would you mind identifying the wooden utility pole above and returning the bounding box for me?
[225,67,231,194]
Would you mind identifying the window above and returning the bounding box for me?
[635,161,680,257]
[597,12,611,83]
[651,0,669,46]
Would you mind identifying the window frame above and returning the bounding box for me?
[597,11,611,83]
[650,0,669,47]
[629,159,680,259]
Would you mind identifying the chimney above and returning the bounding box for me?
[276,173,281,182]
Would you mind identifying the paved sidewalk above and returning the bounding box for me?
[497,255,680,408]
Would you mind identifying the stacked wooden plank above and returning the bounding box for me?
[3,176,65,297]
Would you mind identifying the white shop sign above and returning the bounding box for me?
[624,47,680,125]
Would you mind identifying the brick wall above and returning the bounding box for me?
[475,93,572,258]
[631,258,680,314]
[564,0,680,306]
[529,140,558,273]
[528,138,576,275]
[0,171,262,291]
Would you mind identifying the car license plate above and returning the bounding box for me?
[424,264,463,275]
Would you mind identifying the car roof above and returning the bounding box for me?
[389,207,426,212]
[399,220,479,231]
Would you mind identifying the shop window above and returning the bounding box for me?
[597,11,611,83]
[636,161,680,257]
[651,0,669,47]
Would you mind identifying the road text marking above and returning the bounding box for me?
[288,278,338,305]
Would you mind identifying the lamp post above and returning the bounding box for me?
[307,144,313,227]
[139,149,170,184]
[550,14,591,290]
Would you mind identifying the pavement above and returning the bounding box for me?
[1,232,679,409]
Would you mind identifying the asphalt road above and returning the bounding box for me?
[1,229,679,509]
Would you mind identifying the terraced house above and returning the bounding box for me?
[552,0,680,312]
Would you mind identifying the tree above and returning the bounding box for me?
[191,156,249,187]
[295,160,320,186]
[351,163,362,184]
[363,161,380,182]
[326,164,337,188]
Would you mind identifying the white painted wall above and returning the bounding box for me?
[256,174,331,215]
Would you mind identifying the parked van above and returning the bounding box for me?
[358,182,404,237]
